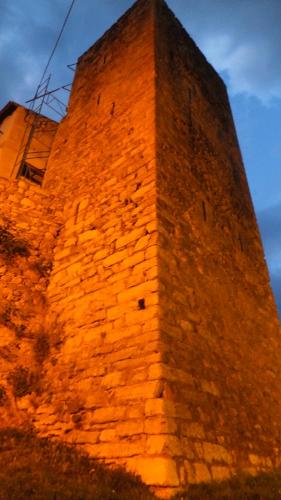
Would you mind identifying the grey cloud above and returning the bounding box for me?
[1,0,281,107]
[0,0,279,306]
[256,204,281,313]
[0,0,71,107]
[257,203,281,266]
[270,271,281,317]
[168,0,281,101]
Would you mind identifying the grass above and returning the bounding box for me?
[1,429,281,499]
[174,471,281,499]
[0,429,156,500]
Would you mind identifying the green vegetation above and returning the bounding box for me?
[0,304,26,338]
[0,429,156,500]
[7,366,37,397]
[174,471,281,499]
[1,429,281,498]
[33,332,50,364]
[0,226,29,261]
[32,259,53,278]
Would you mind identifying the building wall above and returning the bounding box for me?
[0,0,281,497]
[155,0,281,486]
[0,105,57,180]
[40,0,171,489]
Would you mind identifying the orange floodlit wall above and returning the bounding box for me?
[0,0,281,497]
[0,103,57,180]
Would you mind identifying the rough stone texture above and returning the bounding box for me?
[38,2,164,488]
[0,177,62,427]
[0,0,281,497]
[155,0,281,489]
[0,103,58,179]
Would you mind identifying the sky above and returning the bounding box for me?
[0,0,280,314]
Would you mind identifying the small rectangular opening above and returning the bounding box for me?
[138,298,146,310]
[17,163,45,186]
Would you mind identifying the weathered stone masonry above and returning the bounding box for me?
[0,178,62,426]
[155,0,281,486]
[0,0,281,496]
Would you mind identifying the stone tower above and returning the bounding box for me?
[1,0,281,497]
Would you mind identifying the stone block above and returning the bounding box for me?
[182,422,205,439]
[78,229,100,243]
[70,430,100,444]
[99,429,117,442]
[249,454,265,466]
[103,249,128,267]
[202,443,233,465]
[201,380,220,397]
[117,280,157,303]
[135,235,151,251]
[116,228,145,249]
[147,434,182,456]
[211,466,232,481]
[144,416,177,434]
[121,251,145,269]
[91,406,127,423]
[145,399,167,417]
[117,420,144,436]
[186,462,212,483]
[84,440,146,458]
[130,457,180,486]
[114,381,161,401]
[102,371,124,388]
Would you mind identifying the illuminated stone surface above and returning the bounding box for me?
[0,102,57,180]
[0,0,281,497]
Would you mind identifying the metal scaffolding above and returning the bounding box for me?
[12,73,73,185]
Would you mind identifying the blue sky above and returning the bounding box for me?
[0,0,280,313]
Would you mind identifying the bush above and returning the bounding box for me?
[0,429,157,499]
[7,367,34,398]
[33,333,50,364]
[32,259,53,278]
[173,471,281,499]
[0,305,26,338]
[0,226,29,261]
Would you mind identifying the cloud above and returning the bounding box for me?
[0,0,279,309]
[1,0,280,107]
[0,0,129,110]
[270,271,281,317]
[171,0,281,102]
[202,34,281,102]
[256,204,281,314]
[0,0,68,107]
[201,35,281,103]
[257,203,281,268]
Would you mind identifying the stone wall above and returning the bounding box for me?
[37,0,171,491]
[0,104,57,180]
[155,0,281,486]
[0,177,62,427]
[0,0,281,497]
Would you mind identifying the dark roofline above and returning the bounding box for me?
[0,100,59,125]
[0,101,18,124]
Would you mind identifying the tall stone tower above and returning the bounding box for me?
[1,0,281,497]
